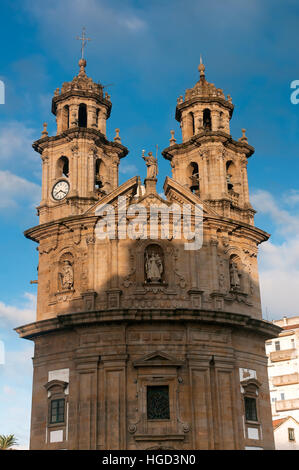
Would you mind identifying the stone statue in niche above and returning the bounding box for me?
[230,261,240,290]
[145,252,163,283]
[142,151,158,179]
[59,260,74,290]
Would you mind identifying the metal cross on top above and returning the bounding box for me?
[76,27,91,59]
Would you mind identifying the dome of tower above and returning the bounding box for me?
[51,58,111,118]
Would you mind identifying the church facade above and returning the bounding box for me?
[16,57,281,450]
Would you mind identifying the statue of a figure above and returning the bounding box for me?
[145,252,163,283]
[230,261,240,290]
[142,151,158,179]
[59,260,74,290]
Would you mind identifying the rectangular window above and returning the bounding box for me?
[275,341,280,351]
[244,397,258,422]
[50,398,65,424]
[288,428,295,441]
[280,393,285,400]
[147,385,170,420]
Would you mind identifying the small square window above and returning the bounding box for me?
[244,397,258,422]
[50,398,65,424]
[288,428,295,441]
[147,385,170,420]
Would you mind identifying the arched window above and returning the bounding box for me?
[62,105,69,131]
[189,162,200,194]
[95,109,100,128]
[226,161,236,191]
[56,156,69,178]
[203,108,211,131]
[144,244,164,284]
[78,103,87,127]
[95,158,103,189]
[186,112,195,139]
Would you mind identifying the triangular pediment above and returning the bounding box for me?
[85,176,140,215]
[135,191,170,208]
[163,176,220,216]
[133,350,184,368]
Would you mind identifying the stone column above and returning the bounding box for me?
[87,105,97,129]
[56,107,62,134]
[69,104,79,127]
[74,354,99,449]
[98,108,107,135]
[41,152,49,204]
[240,158,249,206]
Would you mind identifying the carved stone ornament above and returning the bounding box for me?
[59,260,74,290]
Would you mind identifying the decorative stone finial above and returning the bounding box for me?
[114,128,121,143]
[198,55,205,80]
[239,128,248,143]
[78,58,87,77]
[41,122,48,138]
[227,94,232,103]
[170,130,176,146]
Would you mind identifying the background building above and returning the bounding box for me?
[16,57,280,450]
[272,416,299,450]
[266,315,299,449]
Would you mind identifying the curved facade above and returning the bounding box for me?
[16,58,281,450]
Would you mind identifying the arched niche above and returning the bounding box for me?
[78,103,87,127]
[144,244,165,284]
[188,161,200,194]
[185,111,195,139]
[62,105,69,131]
[56,156,69,179]
[226,160,238,191]
[203,108,212,131]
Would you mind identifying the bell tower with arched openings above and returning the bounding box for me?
[34,57,128,225]
[163,60,254,227]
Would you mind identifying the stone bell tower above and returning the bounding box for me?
[17,56,281,450]
[35,57,128,225]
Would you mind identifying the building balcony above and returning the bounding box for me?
[275,398,299,412]
[272,373,299,387]
[228,189,239,206]
[269,348,297,362]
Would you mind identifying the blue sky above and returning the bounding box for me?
[1,0,299,448]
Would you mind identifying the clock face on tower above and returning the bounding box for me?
[52,180,70,201]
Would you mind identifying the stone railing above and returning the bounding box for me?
[275,398,299,412]
[269,348,297,362]
[228,189,239,206]
[272,373,299,387]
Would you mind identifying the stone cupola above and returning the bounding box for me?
[175,59,234,141]
[52,58,112,136]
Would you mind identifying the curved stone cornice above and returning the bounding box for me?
[15,308,281,341]
[162,131,254,161]
[32,127,128,158]
[176,95,234,122]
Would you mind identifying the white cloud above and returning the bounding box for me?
[25,0,147,36]
[0,293,36,326]
[252,189,299,320]
[0,121,37,163]
[251,189,299,234]
[119,162,138,175]
[0,170,40,210]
